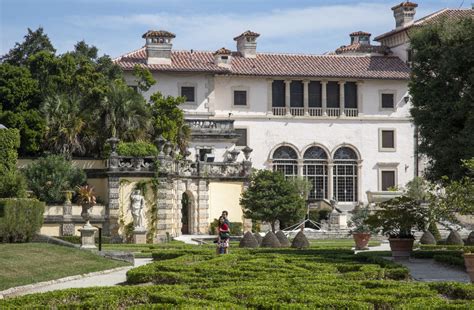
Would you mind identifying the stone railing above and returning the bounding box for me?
[108,156,156,172]
[271,107,358,118]
[186,119,234,133]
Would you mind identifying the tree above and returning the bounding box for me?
[240,170,306,232]
[149,92,189,154]
[409,17,474,181]
[133,65,156,92]
[1,27,55,65]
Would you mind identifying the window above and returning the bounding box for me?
[233,90,247,106]
[303,146,328,200]
[272,80,285,107]
[199,148,213,161]
[381,93,394,109]
[344,82,357,109]
[333,147,358,202]
[181,86,195,103]
[272,146,298,178]
[308,81,322,107]
[379,129,396,151]
[235,128,247,146]
[381,170,396,191]
[326,82,340,108]
[290,81,303,107]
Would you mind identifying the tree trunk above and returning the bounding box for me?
[271,221,275,233]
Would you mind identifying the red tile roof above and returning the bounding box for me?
[335,43,390,55]
[115,48,410,79]
[350,31,372,37]
[213,47,232,55]
[142,30,176,39]
[233,30,260,41]
[392,1,418,10]
[375,8,473,41]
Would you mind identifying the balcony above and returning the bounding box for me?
[185,119,239,142]
[272,107,286,116]
[290,107,304,116]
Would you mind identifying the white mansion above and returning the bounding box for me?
[115,2,473,212]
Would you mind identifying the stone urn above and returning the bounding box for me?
[464,253,474,283]
[353,233,371,250]
[80,203,94,227]
[389,238,415,260]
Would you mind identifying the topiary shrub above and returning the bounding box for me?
[260,231,281,248]
[275,230,290,247]
[445,230,464,245]
[0,198,45,242]
[291,231,310,249]
[104,141,158,158]
[465,231,474,246]
[419,231,437,245]
[23,155,86,204]
[239,231,259,248]
[428,221,442,241]
[0,171,27,198]
[0,128,20,175]
[253,232,263,245]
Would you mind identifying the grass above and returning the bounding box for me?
[0,243,130,290]
[309,238,381,248]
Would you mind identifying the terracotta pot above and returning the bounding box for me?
[353,233,371,250]
[389,238,414,260]
[464,253,474,283]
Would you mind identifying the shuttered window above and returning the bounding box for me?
[381,170,396,191]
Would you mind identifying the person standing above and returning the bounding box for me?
[217,216,230,254]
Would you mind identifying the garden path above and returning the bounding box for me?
[5,258,152,298]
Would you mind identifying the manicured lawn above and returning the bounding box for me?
[3,246,473,308]
[0,243,130,290]
[309,238,381,248]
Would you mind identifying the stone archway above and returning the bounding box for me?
[180,190,196,235]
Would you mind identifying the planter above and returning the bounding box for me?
[353,233,371,250]
[389,238,414,260]
[366,191,403,203]
[464,253,474,283]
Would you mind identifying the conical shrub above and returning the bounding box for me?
[253,233,263,245]
[428,221,442,241]
[419,231,436,245]
[445,230,464,245]
[239,231,259,248]
[291,231,310,249]
[275,230,290,247]
[465,231,474,246]
[261,231,281,248]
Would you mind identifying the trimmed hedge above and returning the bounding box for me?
[3,247,473,308]
[0,198,44,242]
[0,128,20,175]
[117,141,158,157]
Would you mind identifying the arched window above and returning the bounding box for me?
[303,146,328,200]
[272,146,298,178]
[333,147,358,202]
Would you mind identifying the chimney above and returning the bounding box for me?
[392,1,418,28]
[142,30,176,65]
[213,47,232,67]
[349,31,371,45]
[233,30,260,58]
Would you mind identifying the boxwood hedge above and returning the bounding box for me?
[2,247,473,308]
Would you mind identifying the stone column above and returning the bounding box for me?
[284,80,291,115]
[297,159,304,177]
[242,181,252,233]
[339,81,346,117]
[357,161,363,204]
[267,79,273,115]
[105,175,120,238]
[321,81,328,116]
[327,161,334,200]
[197,179,210,234]
[303,80,310,116]
[61,192,74,236]
[156,177,175,242]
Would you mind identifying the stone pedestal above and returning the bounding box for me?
[329,212,348,230]
[79,225,97,249]
[133,229,147,244]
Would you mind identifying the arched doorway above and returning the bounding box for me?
[181,193,191,235]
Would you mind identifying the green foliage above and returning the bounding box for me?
[23,155,86,204]
[404,176,430,202]
[117,141,158,157]
[0,110,46,155]
[149,92,189,154]
[0,198,44,242]
[365,196,428,238]
[241,170,306,232]
[348,205,378,234]
[0,172,27,199]
[209,219,242,235]
[0,128,20,174]
[1,27,55,65]
[6,247,474,308]
[409,17,474,181]
[428,221,442,241]
[133,65,156,92]
[0,63,40,112]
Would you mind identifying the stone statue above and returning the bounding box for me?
[130,190,146,230]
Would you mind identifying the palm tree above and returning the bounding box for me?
[41,93,85,158]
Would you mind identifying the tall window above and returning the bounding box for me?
[308,81,322,107]
[290,81,303,107]
[272,80,285,107]
[327,82,340,108]
[181,86,195,103]
[344,82,357,109]
[333,147,358,202]
[303,146,328,200]
[272,146,298,178]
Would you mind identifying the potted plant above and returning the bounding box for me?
[76,185,96,227]
[464,248,474,283]
[365,195,427,260]
[348,205,378,250]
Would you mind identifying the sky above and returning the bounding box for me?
[1,0,471,58]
